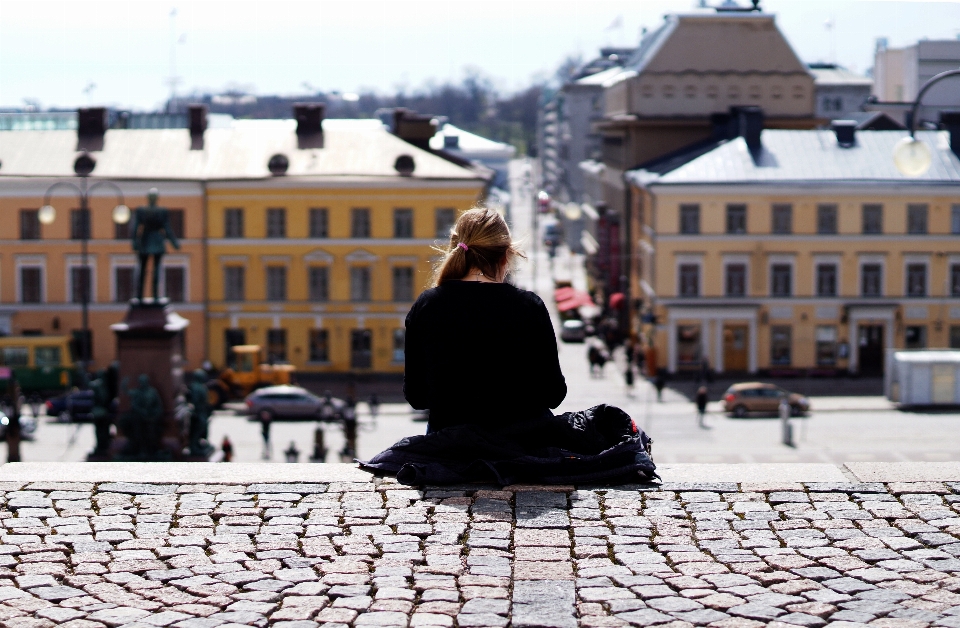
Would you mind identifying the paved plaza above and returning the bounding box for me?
[0,463,959,627]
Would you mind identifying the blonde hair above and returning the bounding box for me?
[432,207,525,286]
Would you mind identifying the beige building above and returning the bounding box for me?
[628,125,960,376]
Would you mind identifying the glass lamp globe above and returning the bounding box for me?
[893,137,932,177]
[563,202,582,221]
[112,204,131,225]
[38,205,56,225]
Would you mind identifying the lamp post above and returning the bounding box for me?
[38,153,129,385]
[893,68,960,177]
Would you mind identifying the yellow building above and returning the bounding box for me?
[0,109,486,375]
[629,124,960,376]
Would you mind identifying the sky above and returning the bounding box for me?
[1,0,958,111]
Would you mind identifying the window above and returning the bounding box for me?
[817,204,838,234]
[771,204,792,234]
[950,325,960,349]
[115,267,135,303]
[266,266,287,301]
[393,329,405,362]
[435,208,456,239]
[907,204,928,235]
[392,267,414,302]
[351,329,372,368]
[676,325,702,366]
[862,204,883,234]
[350,267,371,301]
[115,221,130,240]
[224,266,245,301]
[678,264,699,297]
[771,264,792,297]
[393,208,414,238]
[266,208,286,238]
[905,325,927,349]
[309,329,329,362]
[70,267,91,304]
[168,209,185,239]
[906,263,927,298]
[679,204,700,234]
[266,328,287,362]
[309,208,329,238]
[34,346,61,368]
[72,329,93,361]
[0,346,28,367]
[20,267,42,303]
[71,209,90,240]
[861,264,882,297]
[816,326,837,366]
[20,210,40,240]
[725,264,746,297]
[770,326,792,366]
[308,267,329,302]
[224,328,246,365]
[726,204,747,234]
[952,264,960,297]
[164,266,185,302]
[816,264,837,297]
[952,205,960,235]
[351,208,371,238]
[224,208,244,238]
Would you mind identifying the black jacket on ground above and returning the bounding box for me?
[403,281,566,431]
[359,404,657,486]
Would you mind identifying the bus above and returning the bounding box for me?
[0,335,79,395]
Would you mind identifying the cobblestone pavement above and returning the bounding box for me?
[1,477,960,628]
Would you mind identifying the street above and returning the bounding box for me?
[6,157,960,466]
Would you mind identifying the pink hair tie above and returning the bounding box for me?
[457,242,468,251]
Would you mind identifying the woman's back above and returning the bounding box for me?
[404,281,566,430]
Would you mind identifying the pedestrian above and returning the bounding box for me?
[259,410,272,460]
[655,370,666,402]
[368,393,380,425]
[624,364,635,397]
[220,435,233,462]
[695,386,708,428]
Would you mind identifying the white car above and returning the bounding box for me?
[560,320,587,343]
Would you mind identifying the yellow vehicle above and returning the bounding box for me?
[208,345,295,406]
[0,335,79,395]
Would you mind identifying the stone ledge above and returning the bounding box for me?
[845,461,960,482]
[0,462,372,483]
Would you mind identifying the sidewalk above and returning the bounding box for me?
[0,462,959,628]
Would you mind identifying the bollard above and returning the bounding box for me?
[310,427,327,463]
[779,397,794,447]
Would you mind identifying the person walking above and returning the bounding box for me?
[695,386,708,428]
[654,370,666,402]
[259,411,272,460]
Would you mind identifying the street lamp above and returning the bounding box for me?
[38,152,128,385]
[893,68,960,177]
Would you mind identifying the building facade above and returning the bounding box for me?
[629,127,960,376]
[871,38,960,126]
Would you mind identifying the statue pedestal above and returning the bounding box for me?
[109,299,190,460]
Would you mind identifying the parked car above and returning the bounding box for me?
[560,319,587,343]
[244,385,346,422]
[46,389,94,423]
[0,410,38,441]
[722,382,810,418]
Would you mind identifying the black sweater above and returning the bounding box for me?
[403,281,567,430]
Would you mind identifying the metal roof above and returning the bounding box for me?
[0,119,483,182]
[648,130,960,186]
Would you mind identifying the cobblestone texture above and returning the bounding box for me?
[0,478,959,627]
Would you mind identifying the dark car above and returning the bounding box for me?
[244,385,346,422]
[46,389,94,423]
[722,382,810,418]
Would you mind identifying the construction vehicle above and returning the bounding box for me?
[207,345,295,407]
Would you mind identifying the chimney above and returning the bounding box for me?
[737,106,764,153]
[941,111,960,158]
[294,103,324,149]
[77,107,107,151]
[393,108,438,150]
[832,120,857,148]
[189,105,207,150]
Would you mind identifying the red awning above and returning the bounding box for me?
[609,292,625,309]
[557,292,594,312]
[553,286,576,302]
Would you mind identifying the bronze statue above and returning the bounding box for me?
[130,188,180,301]
[121,374,163,458]
[187,369,213,457]
[89,370,114,457]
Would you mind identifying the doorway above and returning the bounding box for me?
[723,325,748,372]
[858,324,884,376]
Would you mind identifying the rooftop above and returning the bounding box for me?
[0,119,483,182]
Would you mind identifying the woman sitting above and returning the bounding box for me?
[361,208,655,485]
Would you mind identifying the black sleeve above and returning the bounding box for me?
[402,296,429,410]
[530,295,567,409]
